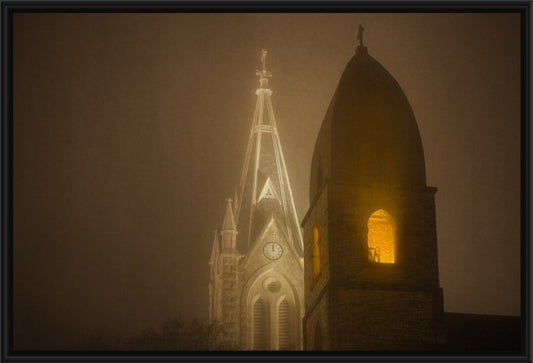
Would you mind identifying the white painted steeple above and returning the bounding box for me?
[234,49,304,256]
[209,50,304,350]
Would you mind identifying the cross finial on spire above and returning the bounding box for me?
[256,49,272,88]
[260,49,267,73]
[357,24,365,47]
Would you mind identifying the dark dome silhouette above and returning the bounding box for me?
[310,44,427,201]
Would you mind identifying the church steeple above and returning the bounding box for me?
[235,49,304,256]
[209,51,304,350]
[302,36,443,350]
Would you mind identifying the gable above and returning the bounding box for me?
[240,216,302,274]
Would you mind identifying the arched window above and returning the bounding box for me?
[253,298,267,349]
[278,299,290,350]
[367,209,396,263]
[314,322,323,350]
[312,228,321,278]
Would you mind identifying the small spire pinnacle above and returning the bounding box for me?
[256,49,272,88]
[222,197,236,231]
[209,230,219,264]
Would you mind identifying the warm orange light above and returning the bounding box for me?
[312,228,321,278]
[367,209,396,263]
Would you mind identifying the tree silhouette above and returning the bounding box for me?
[81,317,209,351]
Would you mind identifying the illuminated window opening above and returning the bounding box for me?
[312,228,321,278]
[367,209,396,263]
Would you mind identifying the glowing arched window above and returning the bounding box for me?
[367,209,396,263]
[253,298,267,349]
[312,228,321,278]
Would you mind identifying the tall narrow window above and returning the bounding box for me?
[278,299,290,350]
[367,209,396,263]
[253,298,267,349]
[312,228,321,278]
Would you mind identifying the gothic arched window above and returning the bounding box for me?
[278,299,290,350]
[367,209,396,263]
[312,228,321,278]
[253,298,267,349]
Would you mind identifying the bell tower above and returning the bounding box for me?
[302,28,444,350]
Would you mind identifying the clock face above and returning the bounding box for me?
[263,242,283,260]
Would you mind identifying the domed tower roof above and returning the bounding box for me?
[310,40,427,201]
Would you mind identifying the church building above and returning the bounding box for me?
[301,26,445,350]
[208,30,520,353]
[208,50,304,350]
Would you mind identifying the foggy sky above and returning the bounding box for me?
[12,13,521,349]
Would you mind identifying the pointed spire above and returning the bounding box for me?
[235,51,304,255]
[255,49,272,88]
[209,230,219,264]
[222,197,236,231]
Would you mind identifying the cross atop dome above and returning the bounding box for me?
[357,24,365,46]
[256,49,272,88]
[356,24,368,54]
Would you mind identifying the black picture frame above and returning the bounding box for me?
[2,1,530,362]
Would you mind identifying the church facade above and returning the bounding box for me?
[208,51,304,350]
[301,28,445,350]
